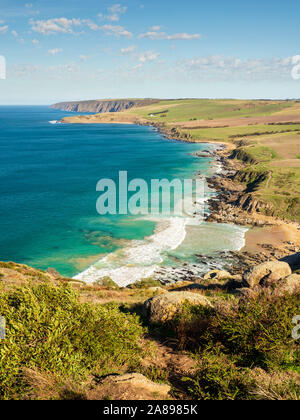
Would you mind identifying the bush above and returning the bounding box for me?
[182,348,254,400]
[170,291,300,370]
[129,277,161,289]
[93,276,119,289]
[0,284,145,399]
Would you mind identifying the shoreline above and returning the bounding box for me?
[59,113,300,275]
[205,145,300,269]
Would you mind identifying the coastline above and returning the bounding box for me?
[206,145,300,269]
[59,113,300,276]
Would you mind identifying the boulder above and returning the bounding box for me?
[244,261,292,288]
[277,274,300,295]
[234,287,261,299]
[204,269,234,282]
[144,291,212,324]
[88,373,170,400]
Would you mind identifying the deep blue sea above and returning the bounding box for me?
[0,106,246,285]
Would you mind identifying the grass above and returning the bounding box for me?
[131,99,292,124]
[181,124,300,142]
[231,137,300,220]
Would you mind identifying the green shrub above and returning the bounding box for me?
[129,277,161,289]
[182,348,254,400]
[0,284,145,399]
[93,276,119,289]
[170,291,300,370]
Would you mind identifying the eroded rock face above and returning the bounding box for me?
[51,99,159,113]
[244,261,292,288]
[144,291,212,324]
[88,373,170,400]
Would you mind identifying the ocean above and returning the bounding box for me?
[0,106,247,286]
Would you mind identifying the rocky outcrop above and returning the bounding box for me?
[204,269,239,282]
[276,274,300,295]
[144,291,212,324]
[51,99,159,113]
[243,261,292,288]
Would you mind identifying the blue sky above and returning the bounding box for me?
[0,0,300,104]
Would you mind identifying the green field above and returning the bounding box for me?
[181,124,300,142]
[131,99,292,123]
[229,132,300,221]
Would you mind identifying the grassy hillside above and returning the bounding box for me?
[0,263,299,400]
[130,99,292,123]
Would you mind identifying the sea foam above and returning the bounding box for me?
[73,216,189,287]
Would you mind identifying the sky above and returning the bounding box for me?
[0,0,300,104]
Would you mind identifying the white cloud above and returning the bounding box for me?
[48,48,63,55]
[32,38,39,45]
[29,16,133,38]
[98,4,127,22]
[29,17,82,35]
[85,20,101,31]
[11,64,39,77]
[175,55,295,81]
[79,54,88,61]
[137,50,159,63]
[25,3,33,8]
[0,25,8,34]
[139,31,201,40]
[101,24,132,38]
[11,61,84,80]
[121,45,136,54]
[11,30,18,37]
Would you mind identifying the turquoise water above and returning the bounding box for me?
[0,106,218,278]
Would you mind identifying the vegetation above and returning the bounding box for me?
[0,262,299,400]
[1,98,300,399]
[131,99,292,123]
[168,291,300,399]
[0,283,145,399]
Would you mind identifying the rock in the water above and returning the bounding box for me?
[244,261,292,288]
[88,373,170,400]
[144,291,212,324]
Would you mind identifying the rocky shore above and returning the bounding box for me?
[203,144,300,275]
[59,111,300,281]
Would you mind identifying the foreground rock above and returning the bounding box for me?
[88,373,171,400]
[204,269,241,282]
[277,274,300,295]
[244,261,292,288]
[144,291,212,324]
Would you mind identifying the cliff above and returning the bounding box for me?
[51,99,159,113]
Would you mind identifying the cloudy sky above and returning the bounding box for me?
[0,0,300,104]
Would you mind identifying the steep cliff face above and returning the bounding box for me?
[51,99,159,113]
